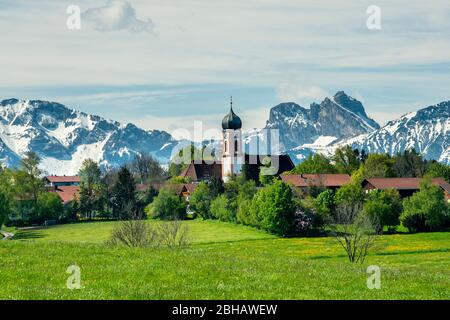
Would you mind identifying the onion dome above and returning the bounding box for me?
[222,97,242,130]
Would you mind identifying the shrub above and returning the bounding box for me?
[189,182,214,219]
[107,218,154,247]
[34,192,63,224]
[401,180,449,232]
[107,219,190,248]
[210,195,235,222]
[0,190,11,228]
[314,189,335,217]
[250,180,296,235]
[146,188,186,220]
[155,220,190,248]
[335,183,365,208]
[363,189,402,233]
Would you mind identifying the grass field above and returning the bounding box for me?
[0,220,449,299]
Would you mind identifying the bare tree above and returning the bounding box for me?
[329,203,378,263]
[132,153,166,184]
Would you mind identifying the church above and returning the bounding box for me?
[180,99,294,182]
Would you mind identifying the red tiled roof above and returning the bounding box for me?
[180,162,222,181]
[280,174,351,187]
[363,177,450,192]
[183,183,198,194]
[45,176,80,183]
[53,186,80,203]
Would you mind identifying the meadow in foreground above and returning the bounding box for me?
[0,220,449,299]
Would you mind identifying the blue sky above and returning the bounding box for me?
[0,0,449,134]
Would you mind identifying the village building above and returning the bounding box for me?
[362,177,450,201]
[44,176,80,204]
[280,174,351,190]
[44,175,80,187]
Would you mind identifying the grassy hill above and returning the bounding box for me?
[0,220,449,299]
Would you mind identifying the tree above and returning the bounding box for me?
[333,146,362,175]
[250,180,296,235]
[241,162,259,182]
[0,190,11,228]
[292,153,336,174]
[111,166,137,220]
[364,153,395,178]
[189,182,214,219]
[401,180,449,232]
[425,161,450,182]
[392,149,426,177]
[78,159,102,219]
[334,182,365,209]
[131,153,165,184]
[363,189,402,233]
[330,201,377,263]
[0,168,14,228]
[236,180,258,226]
[146,188,186,220]
[208,176,224,198]
[34,192,63,224]
[314,189,336,218]
[210,194,235,222]
[17,151,44,212]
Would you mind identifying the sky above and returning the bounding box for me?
[0,0,449,136]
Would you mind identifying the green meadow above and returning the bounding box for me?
[0,220,449,299]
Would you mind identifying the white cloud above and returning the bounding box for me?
[82,0,154,33]
[276,83,329,104]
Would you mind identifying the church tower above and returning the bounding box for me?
[221,97,244,182]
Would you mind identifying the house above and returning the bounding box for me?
[44,176,80,204]
[280,174,351,190]
[180,98,295,183]
[44,175,80,187]
[52,186,80,204]
[362,177,450,201]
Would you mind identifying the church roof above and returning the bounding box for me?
[222,98,242,130]
[180,161,223,181]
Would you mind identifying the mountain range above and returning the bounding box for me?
[0,92,448,174]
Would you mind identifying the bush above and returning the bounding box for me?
[0,190,11,228]
[401,180,449,232]
[107,219,190,248]
[210,195,235,222]
[146,188,186,220]
[335,183,365,208]
[250,180,296,235]
[34,192,63,224]
[314,189,335,217]
[107,218,153,247]
[189,182,214,219]
[363,189,402,233]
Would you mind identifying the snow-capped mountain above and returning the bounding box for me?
[333,101,450,164]
[263,91,378,150]
[0,99,178,175]
[244,91,380,161]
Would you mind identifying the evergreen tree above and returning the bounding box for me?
[112,166,137,219]
[78,159,102,219]
[392,149,426,177]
